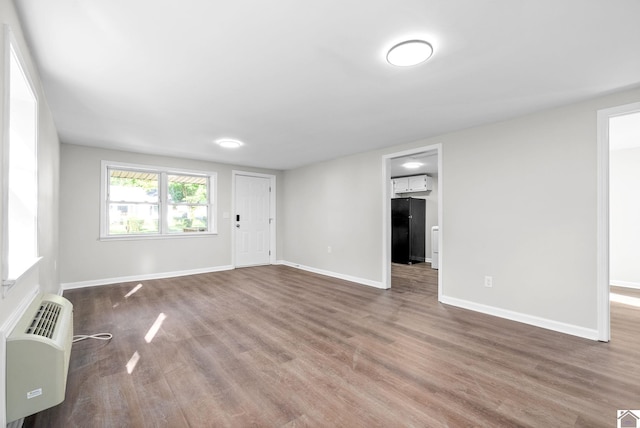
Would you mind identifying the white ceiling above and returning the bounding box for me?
[15,1,640,170]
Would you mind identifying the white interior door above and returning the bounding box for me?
[235,174,271,267]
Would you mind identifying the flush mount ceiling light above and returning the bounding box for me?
[402,160,423,169]
[216,138,243,149]
[386,40,433,67]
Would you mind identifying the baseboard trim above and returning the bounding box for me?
[277,260,386,289]
[61,265,235,290]
[611,280,640,289]
[439,295,599,341]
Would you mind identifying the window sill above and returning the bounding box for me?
[2,256,43,296]
[99,232,218,242]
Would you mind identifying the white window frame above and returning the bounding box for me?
[2,26,40,296]
[100,160,217,240]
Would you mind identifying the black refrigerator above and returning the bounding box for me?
[391,197,426,264]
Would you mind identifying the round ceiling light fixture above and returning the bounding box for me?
[216,138,244,149]
[386,40,433,67]
[402,160,423,169]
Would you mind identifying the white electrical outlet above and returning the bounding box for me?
[327,246,332,254]
[484,276,493,288]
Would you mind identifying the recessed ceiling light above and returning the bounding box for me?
[402,161,423,169]
[387,40,433,67]
[216,138,243,149]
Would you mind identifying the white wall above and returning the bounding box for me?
[438,101,598,332]
[610,147,640,288]
[0,0,61,424]
[282,86,640,338]
[282,150,383,284]
[427,175,439,261]
[59,144,283,286]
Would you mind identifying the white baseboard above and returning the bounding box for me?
[611,280,640,289]
[276,260,386,289]
[61,265,234,290]
[439,295,599,341]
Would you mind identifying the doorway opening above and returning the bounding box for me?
[597,102,640,342]
[382,144,442,298]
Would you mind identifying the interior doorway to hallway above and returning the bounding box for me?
[382,144,442,299]
[596,101,640,342]
[607,109,640,343]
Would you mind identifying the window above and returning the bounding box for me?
[102,161,216,238]
[107,169,159,235]
[2,29,39,293]
[166,174,210,233]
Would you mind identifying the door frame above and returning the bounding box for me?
[381,143,442,296]
[596,101,640,342]
[231,170,277,267]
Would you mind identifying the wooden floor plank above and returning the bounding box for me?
[22,263,640,427]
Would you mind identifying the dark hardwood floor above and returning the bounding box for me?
[23,263,640,427]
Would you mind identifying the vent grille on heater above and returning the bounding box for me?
[25,301,62,339]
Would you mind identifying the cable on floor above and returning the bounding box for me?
[72,333,113,343]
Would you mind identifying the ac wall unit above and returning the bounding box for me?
[6,293,73,423]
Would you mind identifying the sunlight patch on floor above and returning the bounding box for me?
[145,313,167,343]
[126,351,140,374]
[125,283,143,298]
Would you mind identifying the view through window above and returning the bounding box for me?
[104,164,215,237]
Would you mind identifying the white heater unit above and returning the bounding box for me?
[6,293,73,423]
